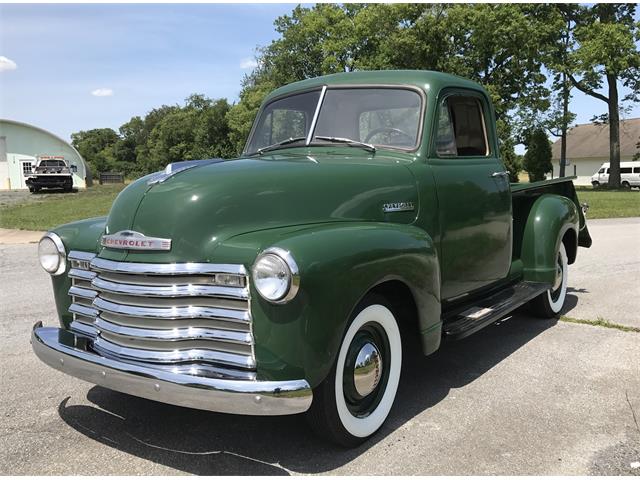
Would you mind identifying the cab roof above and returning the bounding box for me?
[265,70,487,102]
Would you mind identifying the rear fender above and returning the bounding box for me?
[521,194,578,284]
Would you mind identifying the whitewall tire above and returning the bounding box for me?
[306,295,402,446]
[530,242,568,318]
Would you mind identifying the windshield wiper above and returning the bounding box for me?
[255,136,307,155]
[314,136,376,153]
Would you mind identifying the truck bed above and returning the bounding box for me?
[511,176,592,248]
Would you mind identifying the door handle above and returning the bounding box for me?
[491,171,509,178]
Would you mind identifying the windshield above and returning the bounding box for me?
[245,87,423,155]
[245,90,321,154]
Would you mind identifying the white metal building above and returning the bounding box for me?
[0,119,91,190]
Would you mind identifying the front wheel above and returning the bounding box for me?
[529,242,568,318]
[306,295,402,447]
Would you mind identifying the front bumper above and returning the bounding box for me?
[31,322,312,415]
[26,176,72,188]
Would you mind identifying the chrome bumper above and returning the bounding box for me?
[31,322,312,416]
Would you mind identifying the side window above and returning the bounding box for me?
[634,167,640,174]
[607,169,610,174]
[435,95,489,157]
[620,167,632,174]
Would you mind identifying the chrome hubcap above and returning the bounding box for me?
[353,342,382,397]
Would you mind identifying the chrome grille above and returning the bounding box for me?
[67,250,255,379]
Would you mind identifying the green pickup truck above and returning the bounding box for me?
[32,70,591,447]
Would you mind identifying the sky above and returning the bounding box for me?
[1,3,638,147]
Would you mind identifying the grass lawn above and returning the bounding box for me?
[574,187,640,219]
[0,184,125,231]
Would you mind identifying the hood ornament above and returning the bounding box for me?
[147,158,225,185]
[101,230,171,251]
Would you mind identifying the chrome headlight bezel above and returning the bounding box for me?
[38,232,67,276]
[251,247,300,304]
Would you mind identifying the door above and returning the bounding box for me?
[429,91,512,301]
[19,160,33,189]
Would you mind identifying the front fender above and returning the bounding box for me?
[50,216,107,327]
[521,194,578,284]
[214,222,440,388]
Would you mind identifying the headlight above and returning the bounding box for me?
[252,247,299,303]
[38,232,66,275]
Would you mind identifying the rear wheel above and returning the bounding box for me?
[622,181,631,190]
[306,295,402,447]
[529,243,568,318]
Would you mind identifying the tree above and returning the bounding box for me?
[542,4,581,177]
[523,129,553,182]
[565,4,640,188]
[70,128,119,175]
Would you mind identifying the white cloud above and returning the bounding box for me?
[0,56,17,72]
[240,58,258,70]
[91,88,114,97]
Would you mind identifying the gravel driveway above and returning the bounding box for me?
[1,218,638,475]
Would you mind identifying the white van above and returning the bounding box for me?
[591,162,640,189]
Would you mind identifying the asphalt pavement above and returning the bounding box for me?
[1,218,638,475]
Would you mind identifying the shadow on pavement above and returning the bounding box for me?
[57,314,557,475]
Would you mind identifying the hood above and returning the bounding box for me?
[102,154,419,262]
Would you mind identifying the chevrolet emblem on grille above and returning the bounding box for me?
[101,230,172,251]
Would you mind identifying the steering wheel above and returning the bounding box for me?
[364,127,414,145]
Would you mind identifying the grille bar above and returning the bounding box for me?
[69,286,98,300]
[93,336,256,368]
[91,257,246,276]
[69,303,99,318]
[69,269,97,281]
[66,250,255,376]
[93,297,249,323]
[91,275,249,299]
[70,320,98,338]
[94,317,253,345]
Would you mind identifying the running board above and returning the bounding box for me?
[442,282,550,340]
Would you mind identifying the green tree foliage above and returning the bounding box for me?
[72,95,234,177]
[523,129,553,182]
[500,137,522,183]
[70,128,120,176]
